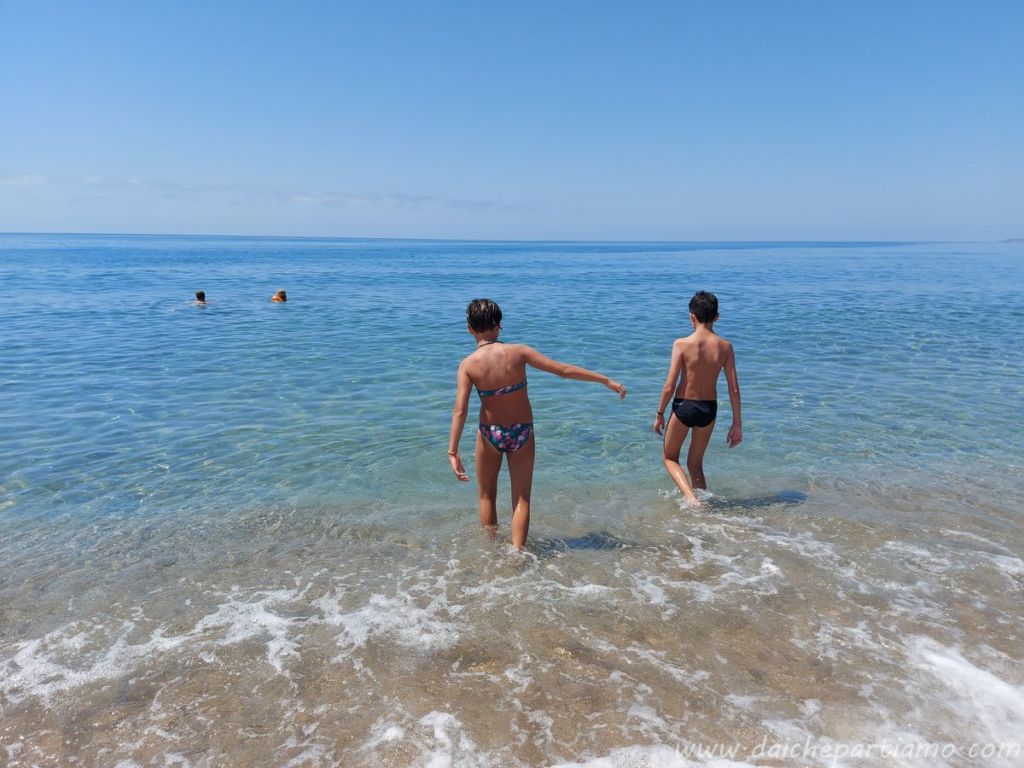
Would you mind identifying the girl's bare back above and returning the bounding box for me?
[462,342,533,425]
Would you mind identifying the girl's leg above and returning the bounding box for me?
[662,413,700,504]
[506,434,536,549]
[475,430,503,531]
[686,421,716,490]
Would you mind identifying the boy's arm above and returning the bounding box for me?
[654,341,683,435]
[447,362,472,480]
[520,346,626,397]
[723,343,742,447]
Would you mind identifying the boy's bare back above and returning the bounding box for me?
[673,331,735,401]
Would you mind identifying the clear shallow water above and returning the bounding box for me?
[1,235,1022,766]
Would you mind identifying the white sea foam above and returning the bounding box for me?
[358,709,496,767]
[159,753,194,767]
[460,567,616,605]
[0,587,308,703]
[192,587,308,674]
[629,573,675,618]
[686,582,717,603]
[273,714,334,767]
[883,583,949,624]
[938,528,1012,553]
[500,654,555,749]
[280,744,332,768]
[417,711,488,768]
[678,535,739,569]
[558,583,617,598]
[624,545,783,609]
[723,694,756,711]
[718,557,781,589]
[549,744,757,767]
[907,636,1024,747]
[458,573,524,605]
[754,530,838,563]
[881,541,953,574]
[3,742,23,763]
[625,705,676,740]
[316,570,463,654]
[790,619,882,662]
[359,716,407,753]
[2,619,186,704]
[987,554,1024,579]
[588,637,709,689]
[502,654,534,692]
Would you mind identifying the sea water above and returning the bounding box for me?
[1,234,1022,766]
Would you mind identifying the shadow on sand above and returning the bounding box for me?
[526,491,809,556]
[704,489,809,513]
[531,531,634,556]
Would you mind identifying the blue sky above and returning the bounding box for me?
[1,1,1021,240]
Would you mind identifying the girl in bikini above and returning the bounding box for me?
[447,299,626,549]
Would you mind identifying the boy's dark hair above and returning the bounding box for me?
[689,291,718,324]
[196,290,205,301]
[466,298,502,332]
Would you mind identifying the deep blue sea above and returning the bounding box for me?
[2,235,1022,767]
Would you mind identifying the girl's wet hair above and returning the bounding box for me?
[467,298,502,332]
[689,290,718,324]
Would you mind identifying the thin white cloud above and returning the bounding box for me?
[290,189,534,213]
[291,192,373,206]
[90,176,243,200]
[2,172,536,214]
[0,174,48,187]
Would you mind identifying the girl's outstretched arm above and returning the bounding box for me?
[447,363,472,481]
[521,346,626,398]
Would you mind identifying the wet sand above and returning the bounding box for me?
[3,476,1022,767]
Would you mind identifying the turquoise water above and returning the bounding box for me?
[2,235,1023,766]
[3,235,1021,520]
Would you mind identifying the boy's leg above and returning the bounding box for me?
[506,436,535,550]
[662,414,700,504]
[475,431,503,531]
[686,421,716,490]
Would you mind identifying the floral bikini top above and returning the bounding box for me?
[476,379,527,399]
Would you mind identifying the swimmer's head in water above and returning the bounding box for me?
[273,290,287,302]
[466,298,502,332]
[195,290,206,302]
[689,290,718,325]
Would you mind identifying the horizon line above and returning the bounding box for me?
[1,230,1008,245]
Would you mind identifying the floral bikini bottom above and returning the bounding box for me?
[479,423,534,453]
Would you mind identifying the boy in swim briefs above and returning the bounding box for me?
[653,291,742,503]
[448,299,626,549]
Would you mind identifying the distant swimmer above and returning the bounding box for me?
[195,290,207,305]
[653,291,742,504]
[272,290,287,302]
[447,299,626,550]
